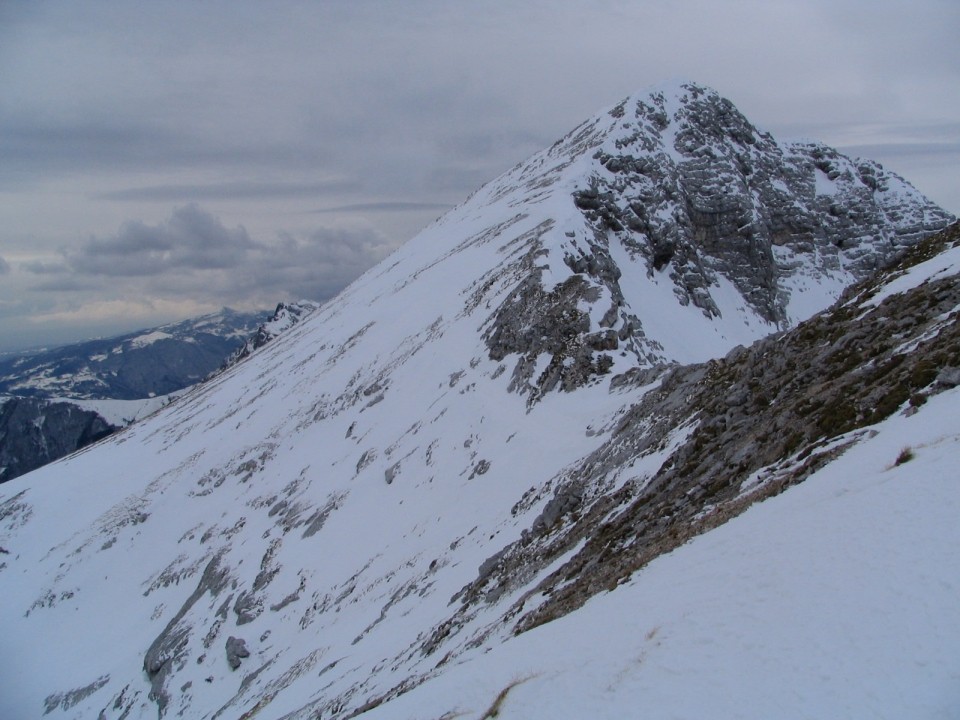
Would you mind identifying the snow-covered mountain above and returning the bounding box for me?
[0,304,322,485]
[0,82,957,720]
[0,309,272,484]
[222,301,322,369]
[0,308,269,401]
[0,393,185,485]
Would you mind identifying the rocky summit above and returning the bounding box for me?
[0,82,956,719]
[223,301,322,370]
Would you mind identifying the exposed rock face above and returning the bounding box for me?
[0,398,117,483]
[224,636,250,670]
[479,82,953,399]
[485,272,617,401]
[453,223,960,638]
[143,555,232,714]
[585,85,951,321]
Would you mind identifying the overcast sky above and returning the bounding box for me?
[1,0,957,352]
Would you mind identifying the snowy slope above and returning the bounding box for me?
[360,387,960,720]
[0,84,956,719]
[67,393,184,427]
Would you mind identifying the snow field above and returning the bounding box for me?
[361,387,960,720]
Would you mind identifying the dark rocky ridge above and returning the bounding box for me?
[222,300,320,369]
[481,83,953,402]
[0,398,118,483]
[439,222,960,646]
[580,85,951,321]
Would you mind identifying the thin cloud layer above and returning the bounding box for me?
[97,180,357,203]
[314,202,454,214]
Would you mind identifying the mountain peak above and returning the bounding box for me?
[1,86,956,720]
[617,79,728,113]
[444,82,953,400]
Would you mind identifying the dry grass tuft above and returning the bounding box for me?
[895,446,915,466]
[478,676,534,719]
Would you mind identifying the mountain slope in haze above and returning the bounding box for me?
[0,397,119,484]
[0,308,269,401]
[0,309,272,484]
[0,304,319,485]
[0,82,956,719]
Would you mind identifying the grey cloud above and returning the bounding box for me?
[69,204,257,276]
[436,129,549,163]
[0,115,332,188]
[234,228,394,302]
[57,204,393,307]
[776,120,960,145]
[0,291,59,321]
[0,256,9,275]
[27,277,98,293]
[426,165,501,195]
[837,142,960,161]
[0,117,181,186]
[1,0,958,352]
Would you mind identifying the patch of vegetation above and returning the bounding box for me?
[895,446,915,466]
[869,383,910,421]
[816,396,857,435]
[479,676,533,719]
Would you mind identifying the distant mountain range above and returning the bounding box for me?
[0,308,269,401]
[0,304,319,483]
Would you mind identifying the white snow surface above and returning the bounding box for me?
[8,366,109,395]
[264,301,320,336]
[71,392,185,427]
[609,236,778,364]
[0,83,956,719]
[362,389,960,720]
[126,330,174,349]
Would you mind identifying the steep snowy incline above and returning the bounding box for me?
[0,84,954,719]
[0,211,636,717]
[359,384,960,720]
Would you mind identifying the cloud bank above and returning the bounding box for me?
[6,205,395,349]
